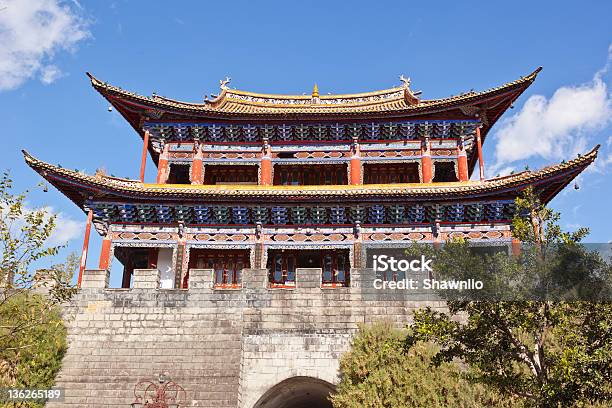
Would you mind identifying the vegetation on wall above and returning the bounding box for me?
[332,321,516,408]
[0,172,77,406]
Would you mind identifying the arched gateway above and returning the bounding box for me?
[253,377,335,408]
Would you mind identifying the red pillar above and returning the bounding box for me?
[156,143,169,184]
[99,236,112,270]
[259,141,272,185]
[421,138,433,183]
[139,130,150,183]
[77,209,93,288]
[350,140,362,185]
[121,261,132,288]
[260,159,272,185]
[457,140,469,182]
[476,126,485,181]
[191,143,203,184]
[147,247,159,269]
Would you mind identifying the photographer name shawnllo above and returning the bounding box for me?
[373,277,484,290]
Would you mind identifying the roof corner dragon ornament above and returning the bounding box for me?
[219,76,231,90]
[399,74,422,98]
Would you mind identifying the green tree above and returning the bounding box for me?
[332,321,517,408]
[0,172,77,406]
[406,188,612,407]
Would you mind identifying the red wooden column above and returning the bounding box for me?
[147,248,159,269]
[98,235,112,270]
[421,137,433,183]
[191,142,203,184]
[476,126,485,181]
[259,139,272,185]
[121,260,132,288]
[156,143,170,184]
[457,138,469,182]
[350,137,362,185]
[139,130,150,182]
[77,209,93,287]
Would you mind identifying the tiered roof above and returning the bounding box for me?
[89,68,541,171]
[23,145,597,208]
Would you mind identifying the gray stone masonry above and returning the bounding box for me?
[48,268,446,408]
[80,269,109,289]
[189,269,214,289]
[132,269,159,289]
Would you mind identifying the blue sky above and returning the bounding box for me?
[1,0,611,277]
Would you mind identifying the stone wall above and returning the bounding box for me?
[48,267,445,407]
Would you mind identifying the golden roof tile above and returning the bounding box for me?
[87,68,541,117]
[23,143,596,204]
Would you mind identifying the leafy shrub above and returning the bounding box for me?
[332,321,516,408]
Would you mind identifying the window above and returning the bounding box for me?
[187,249,249,288]
[167,164,191,184]
[432,161,458,183]
[273,164,348,185]
[203,165,258,184]
[383,266,400,282]
[363,163,420,184]
[321,251,348,286]
[271,253,296,287]
[267,249,350,287]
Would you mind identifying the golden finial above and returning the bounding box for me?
[312,83,319,98]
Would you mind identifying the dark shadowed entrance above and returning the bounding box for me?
[253,376,335,408]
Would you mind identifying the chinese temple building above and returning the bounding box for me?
[25,68,597,291]
[23,69,598,407]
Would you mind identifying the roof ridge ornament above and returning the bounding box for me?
[219,76,231,90]
[311,83,320,104]
[399,74,422,103]
[94,168,107,178]
[312,83,319,98]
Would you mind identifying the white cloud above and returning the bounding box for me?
[1,203,84,247]
[40,64,63,84]
[0,0,90,91]
[47,208,84,245]
[491,46,612,173]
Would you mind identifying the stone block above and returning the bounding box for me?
[189,269,214,289]
[81,269,110,289]
[296,268,321,288]
[132,269,159,289]
[242,268,268,289]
